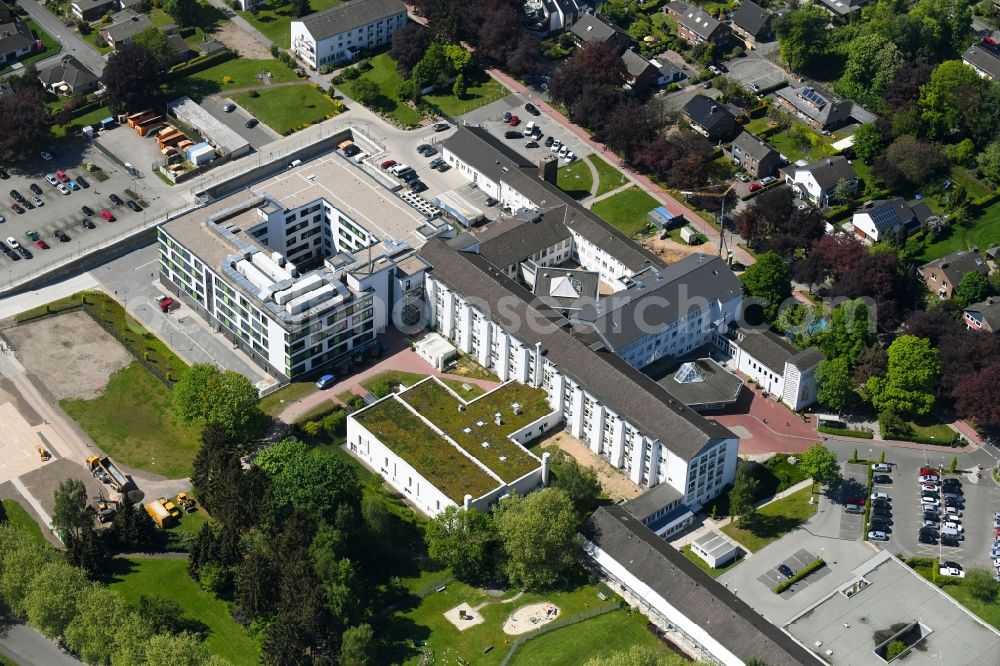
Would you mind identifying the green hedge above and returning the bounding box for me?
[819,426,874,439]
[884,433,959,446]
[773,558,825,593]
[167,50,234,78]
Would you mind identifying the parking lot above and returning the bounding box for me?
[721,53,794,93]
[0,134,177,287]
[205,94,281,149]
[834,462,868,539]
[755,548,831,598]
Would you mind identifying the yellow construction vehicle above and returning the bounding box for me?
[145,498,176,528]
[37,445,50,461]
[159,497,181,519]
[176,492,197,513]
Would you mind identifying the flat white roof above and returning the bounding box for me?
[168,96,250,156]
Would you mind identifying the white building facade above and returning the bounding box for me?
[291,0,407,69]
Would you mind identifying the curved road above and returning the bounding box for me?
[17,0,106,75]
[0,623,83,666]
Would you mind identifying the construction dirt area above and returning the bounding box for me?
[0,402,57,485]
[637,236,708,264]
[214,21,273,60]
[4,311,133,401]
[538,430,643,501]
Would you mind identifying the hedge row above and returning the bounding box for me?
[818,426,874,439]
[167,50,234,78]
[773,558,825,594]
[884,432,960,446]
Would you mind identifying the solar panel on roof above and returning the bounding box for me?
[869,205,899,230]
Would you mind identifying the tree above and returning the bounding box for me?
[835,34,903,110]
[340,624,374,666]
[816,357,853,414]
[110,491,156,552]
[548,41,625,108]
[443,43,471,75]
[411,41,450,89]
[977,139,1000,187]
[289,0,311,18]
[917,60,988,140]
[549,456,601,519]
[774,5,828,72]
[800,442,841,487]
[966,567,1000,602]
[953,271,990,308]
[24,560,88,638]
[881,135,948,186]
[351,78,381,107]
[740,251,792,322]
[233,527,279,620]
[64,528,108,579]
[172,364,263,437]
[425,505,500,583]
[101,42,161,115]
[953,361,1000,427]
[390,24,430,76]
[867,335,939,417]
[494,488,581,590]
[819,299,875,366]
[162,0,197,26]
[132,26,176,71]
[852,123,885,163]
[452,73,466,98]
[52,478,92,542]
[254,438,360,523]
[64,586,153,665]
[0,86,50,162]
[729,459,758,526]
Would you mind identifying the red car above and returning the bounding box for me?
[381,159,397,170]
[11,203,24,214]
[157,295,175,313]
[508,115,520,126]
[919,467,938,476]
[748,182,762,192]
[34,239,47,250]
[100,209,115,222]
[55,170,69,183]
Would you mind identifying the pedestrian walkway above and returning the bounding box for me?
[582,181,633,206]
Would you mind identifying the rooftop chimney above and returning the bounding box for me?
[538,155,558,184]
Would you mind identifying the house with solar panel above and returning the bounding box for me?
[774,85,852,131]
[851,198,933,243]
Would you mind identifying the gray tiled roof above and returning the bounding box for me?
[788,346,825,370]
[733,327,799,372]
[418,238,736,459]
[797,156,856,190]
[37,55,98,90]
[683,94,736,136]
[776,85,852,128]
[731,131,777,162]
[0,19,33,55]
[965,298,1000,331]
[475,207,572,270]
[670,0,723,40]
[921,249,990,288]
[298,0,405,40]
[100,10,152,43]
[570,11,629,44]
[587,506,823,665]
[623,482,683,521]
[962,44,1000,79]
[621,48,656,78]
[578,253,742,350]
[71,0,114,11]
[730,0,770,37]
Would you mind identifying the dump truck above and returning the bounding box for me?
[145,499,175,528]
[159,497,181,519]
[86,455,130,491]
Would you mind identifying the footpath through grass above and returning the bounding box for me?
[61,363,203,479]
[589,154,626,196]
[339,53,425,127]
[167,57,299,100]
[107,557,259,665]
[557,159,593,200]
[591,186,660,236]
[721,486,817,552]
[232,85,342,135]
[1,499,47,546]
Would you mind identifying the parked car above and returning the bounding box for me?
[416,144,433,155]
[939,562,964,578]
[844,504,864,514]
[381,159,397,170]
[525,141,539,148]
[30,196,43,207]
[5,236,19,249]
[871,463,892,472]
[502,111,512,123]
[777,564,794,578]
[81,205,95,217]
[748,182,762,192]
[735,173,750,183]
[11,203,24,214]
[76,175,89,189]
[508,115,520,126]
[708,65,721,75]
[504,130,522,139]
[110,193,123,206]
[316,374,337,389]
[870,491,889,501]
[126,200,142,212]
[943,521,964,532]
[873,475,891,484]
[944,497,963,507]
[409,180,427,193]
[33,239,47,250]
[55,170,68,183]
[749,82,761,93]
[433,122,450,132]
[918,474,939,483]
[918,533,937,544]
[223,102,235,112]
[920,496,939,506]
[868,530,888,541]
[29,183,42,195]
[81,218,95,230]
[941,535,961,547]
[100,209,115,222]
[563,151,576,162]
[435,162,450,172]
[0,168,7,179]
[57,183,70,195]
[67,180,79,191]
[544,136,555,147]
[9,189,24,203]
[429,157,445,169]
[944,506,962,518]
[524,102,540,116]
[40,151,53,161]
[343,144,361,157]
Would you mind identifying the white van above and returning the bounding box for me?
[390,163,411,175]
[523,121,536,136]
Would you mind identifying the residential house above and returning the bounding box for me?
[682,94,737,141]
[815,0,867,17]
[964,297,1000,332]
[569,10,631,51]
[851,197,932,242]
[197,37,227,56]
[0,0,16,22]
[783,156,857,207]
[729,0,772,49]
[919,248,990,300]
[71,0,115,21]
[728,131,780,178]
[117,0,146,10]
[774,85,852,130]
[962,42,1000,81]
[0,19,34,66]
[667,1,729,45]
[650,57,685,85]
[291,0,407,69]
[37,55,99,95]
[621,48,659,93]
[524,0,590,34]
[99,9,152,49]
[166,33,194,63]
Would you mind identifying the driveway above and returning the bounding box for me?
[204,94,281,150]
[722,53,792,93]
[16,0,107,76]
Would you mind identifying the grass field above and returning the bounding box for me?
[53,104,112,139]
[61,363,203,479]
[710,454,811,517]
[909,559,1000,631]
[238,0,341,48]
[557,159,593,199]
[360,370,428,392]
[721,486,818,552]
[339,53,426,127]
[591,187,660,236]
[259,380,319,417]
[905,419,958,443]
[918,198,1000,262]
[509,609,678,665]
[107,557,259,665]
[233,84,342,135]
[423,70,508,117]
[680,544,742,578]
[589,154,626,196]
[0,20,60,75]
[1,499,48,546]
[168,57,299,100]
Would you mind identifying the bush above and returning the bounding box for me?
[886,640,906,661]
[269,44,279,57]
[78,22,91,35]
[319,64,332,74]
[772,559,825,593]
[248,89,259,98]
[342,66,360,80]
[818,426,873,439]
[357,60,372,72]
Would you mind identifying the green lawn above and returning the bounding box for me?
[52,104,112,139]
[441,377,486,399]
[61,363,203,479]
[423,70,509,118]
[1,499,48,546]
[167,57,300,100]
[339,53,425,127]
[360,370,429,392]
[680,544,742,578]
[164,505,211,539]
[589,154,626,196]
[591,186,660,236]
[721,486,818,552]
[259,380,319,417]
[918,198,1000,262]
[765,126,836,163]
[107,557,259,665]
[556,159,593,200]
[232,84,342,135]
[510,609,678,665]
[905,419,958,443]
[711,453,814,517]
[238,0,341,47]
[0,20,60,75]
[908,559,1000,631]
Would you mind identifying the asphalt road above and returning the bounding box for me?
[0,623,82,666]
[201,95,281,150]
[16,0,106,76]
